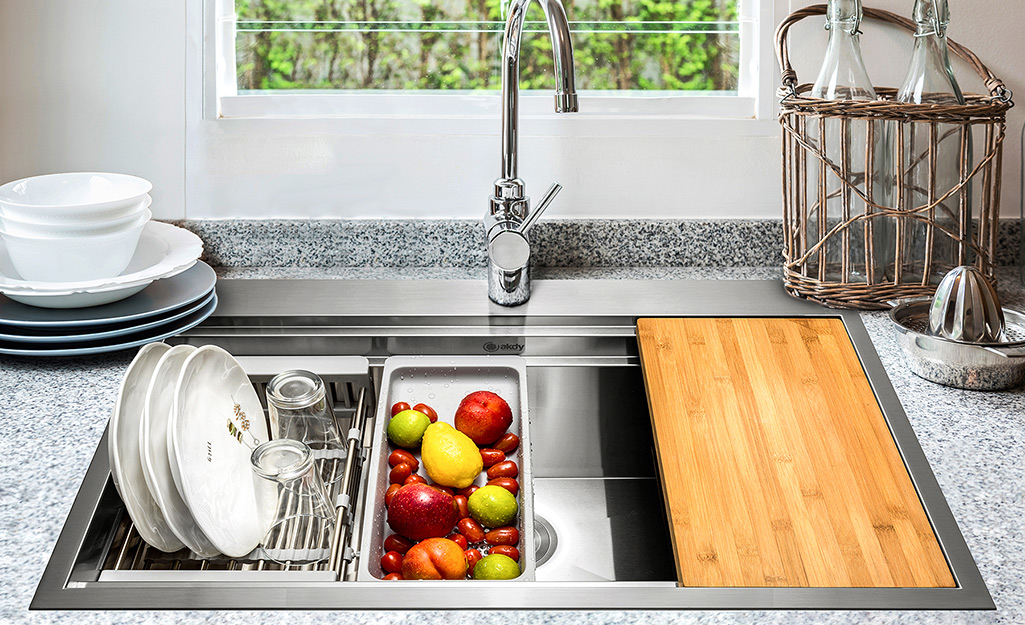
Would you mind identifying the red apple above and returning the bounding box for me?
[401,537,468,580]
[453,390,513,446]
[387,483,460,541]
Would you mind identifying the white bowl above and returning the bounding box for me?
[1,205,151,238]
[0,210,149,282]
[0,173,152,224]
[0,221,203,294]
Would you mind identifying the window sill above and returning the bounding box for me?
[215,93,780,137]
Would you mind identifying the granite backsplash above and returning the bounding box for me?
[180,218,1023,270]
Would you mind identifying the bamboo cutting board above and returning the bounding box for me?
[636,317,954,588]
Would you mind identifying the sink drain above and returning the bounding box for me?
[533,514,558,568]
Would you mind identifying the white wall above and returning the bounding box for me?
[0,0,1021,221]
[0,0,186,220]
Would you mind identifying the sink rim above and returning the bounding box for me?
[31,279,994,610]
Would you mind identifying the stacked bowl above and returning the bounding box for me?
[0,172,153,282]
[0,172,215,356]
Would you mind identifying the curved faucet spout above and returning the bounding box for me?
[500,0,578,184]
[486,0,577,306]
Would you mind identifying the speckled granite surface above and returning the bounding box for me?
[1,267,1023,625]
[180,219,1024,269]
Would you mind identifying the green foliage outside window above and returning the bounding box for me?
[235,0,739,92]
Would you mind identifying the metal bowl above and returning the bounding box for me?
[890,298,1025,391]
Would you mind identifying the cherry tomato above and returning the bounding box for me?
[391,402,411,417]
[479,448,505,468]
[446,532,469,550]
[381,551,403,574]
[457,517,485,543]
[453,495,470,519]
[489,545,519,562]
[384,534,414,554]
[464,548,483,574]
[487,477,519,496]
[389,463,413,484]
[388,449,419,471]
[493,433,520,453]
[431,484,454,496]
[457,485,479,498]
[486,460,518,480]
[413,403,438,423]
[485,526,519,546]
[384,483,402,506]
[404,474,428,485]
[383,572,404,581]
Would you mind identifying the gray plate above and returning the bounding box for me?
[0,261,215,328]
[0,294,217,357]
[0,289,216,344]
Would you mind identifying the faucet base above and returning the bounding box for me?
[488,261,530,306]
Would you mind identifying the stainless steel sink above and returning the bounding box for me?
[32,279,993,610]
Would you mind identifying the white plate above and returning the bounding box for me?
[6,282,152,309]
[108,342,185,553]
[0,289,215,344]
[0,293,217,356]
[0,261,215,328]
[0,221,202,296]
[171,345,273,558]
[141,345,220,558]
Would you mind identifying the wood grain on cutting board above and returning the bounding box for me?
[636,317,954,588]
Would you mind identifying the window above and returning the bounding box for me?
[188,0,782,221]
[211,0,778,120]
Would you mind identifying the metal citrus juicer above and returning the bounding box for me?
[928,265,1006,343]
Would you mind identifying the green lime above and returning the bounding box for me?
[472,553,521,580]
[387,409,431,448]
[467,484,517,527]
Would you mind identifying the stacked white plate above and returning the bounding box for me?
[109,343,273,558]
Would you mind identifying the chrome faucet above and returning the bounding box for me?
[485,0,578,306]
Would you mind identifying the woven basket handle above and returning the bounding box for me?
[775,4,1011,100]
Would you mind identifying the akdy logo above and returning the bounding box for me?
[483,341,523,353]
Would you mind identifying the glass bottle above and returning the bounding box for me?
[266,370,347,486]
[896,0,968,284]
[810,0,876,101]
[806,0,887,283]
[251,439,336,565]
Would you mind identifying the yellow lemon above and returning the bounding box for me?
[421,422,483,489]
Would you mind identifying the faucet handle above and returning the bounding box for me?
[519,182,562,234]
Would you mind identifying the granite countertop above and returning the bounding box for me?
[2,266,1023,625]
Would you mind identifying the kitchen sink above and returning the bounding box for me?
[32,279,993,610]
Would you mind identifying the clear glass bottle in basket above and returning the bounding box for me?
[806,0,889,284]
[895,0,970,284]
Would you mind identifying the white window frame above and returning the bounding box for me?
[205,0,783,133]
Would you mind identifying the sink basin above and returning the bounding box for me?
[32,279,993,610]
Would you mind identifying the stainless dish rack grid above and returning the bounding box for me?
[99,356,376,580]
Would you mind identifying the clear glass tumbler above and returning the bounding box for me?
[250,438,335,565]
[266,369,346,486]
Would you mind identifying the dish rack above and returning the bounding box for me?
[97,356,376,581]
[776,5,1013,310]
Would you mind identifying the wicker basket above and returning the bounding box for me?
[775,5,1013,310]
